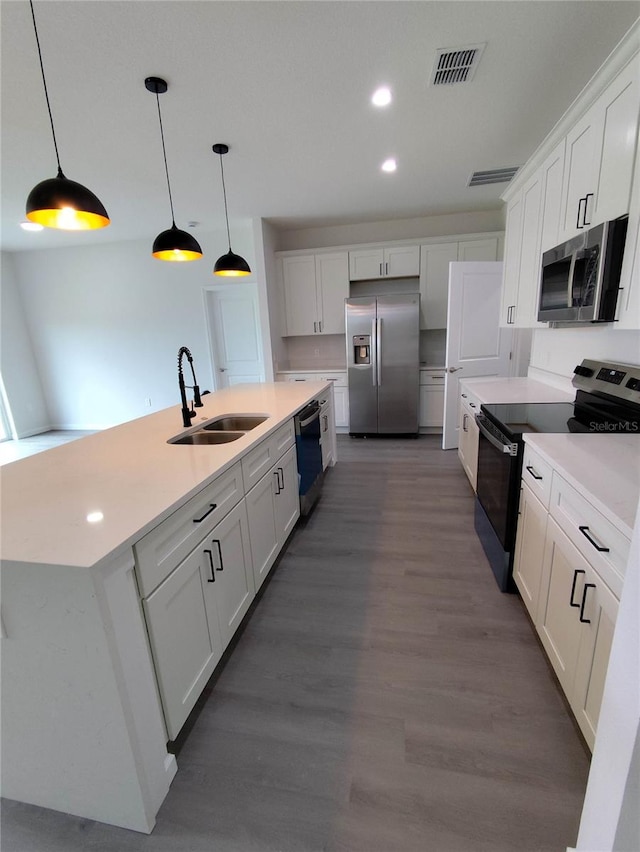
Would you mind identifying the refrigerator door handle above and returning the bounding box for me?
[371,319,377,386]
[376,318,382,386]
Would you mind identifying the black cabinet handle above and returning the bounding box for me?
[569,568,585,608]
[274,470,281,495]
[526,464,543,481]
[278,467,284,490]
[212,539,224,571]
[193,503,217,524]
[579,583,596,623]
[576,196,586,229]
[204,549,215,582]
[461,393,467,398]
[583,193,593,226]
[579,526,610,553]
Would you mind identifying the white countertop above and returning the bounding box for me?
[0,382,328,569]
[459,377,574,405]
[524,433,640,538]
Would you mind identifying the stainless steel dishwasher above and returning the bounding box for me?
[294,400,323,515]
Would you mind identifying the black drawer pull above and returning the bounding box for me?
[212,539,224,571]
[278,467,284,490]
[274,470,281,494]
[576,196,586,229]
[204,549,215,583]
[579,526,610,553]
[569,569,585,608]
[583,193,593,227]
[579,583,596,624]
[193,503,217,524]
[526,464,543,481]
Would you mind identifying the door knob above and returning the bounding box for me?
[219,368,227,372]
[448,367,463,373]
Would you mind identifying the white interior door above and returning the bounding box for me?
[205,285,265,389]
[442,262,512,449]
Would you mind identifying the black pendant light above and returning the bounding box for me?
[25,0,110,230]
[212,143,251,277]
[145,77,202,262]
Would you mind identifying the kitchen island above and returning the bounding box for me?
[1,381,331,832]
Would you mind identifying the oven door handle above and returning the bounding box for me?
[476,414,518,456]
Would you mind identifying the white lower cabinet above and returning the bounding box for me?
[538,517,619,749]
[419,369,445,430]
[246,444,300,592]
[513,482,548,622]
[512,452,624,752]
[457,392,480,491]
[138,419,301,740]
[143,538,225,740]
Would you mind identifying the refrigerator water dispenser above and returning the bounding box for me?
[353,335,371,365]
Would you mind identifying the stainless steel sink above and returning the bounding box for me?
[202,415,268,431]
[168,431,245,446]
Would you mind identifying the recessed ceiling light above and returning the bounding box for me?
[381,158,397,173]
[20,221,44,231]
[372,86,392,107]
[86,511,104,523]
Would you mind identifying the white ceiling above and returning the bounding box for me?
[1,1,638,253]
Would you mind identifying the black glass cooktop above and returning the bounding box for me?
[482,391,640,441]
[481,402,576,439]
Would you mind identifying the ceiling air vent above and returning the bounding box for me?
[431,43,486,85]
[468,167,519,187]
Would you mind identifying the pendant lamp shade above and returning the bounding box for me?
[146,76,202,263]
[153,224,203,262]
[25,0,109,231]
[26,169,110,230]
[214,250,252,277]
[212,143,251,277]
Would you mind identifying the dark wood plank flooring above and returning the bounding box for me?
[1,436,590,851]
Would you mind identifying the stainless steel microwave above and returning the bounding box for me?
[538,217,628,323]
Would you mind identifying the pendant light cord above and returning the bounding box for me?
[154,91,176,227]
[29,0,62,176]
[218,152,232,251]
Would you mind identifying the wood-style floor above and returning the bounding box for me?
[1,436,590,851]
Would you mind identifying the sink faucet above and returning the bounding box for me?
[177,346,204,427]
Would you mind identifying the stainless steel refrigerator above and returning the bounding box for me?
[346,294,420,435]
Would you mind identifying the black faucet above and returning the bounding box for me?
[177,346,204,427]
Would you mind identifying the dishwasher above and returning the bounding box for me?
[294,400,324,516]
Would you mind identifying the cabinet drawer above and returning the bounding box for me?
[321,373,347,387]
[522,444,553,508]
[550,474,630,598]
[242,420,295,492]
[459,388,480,415]
[134,463,243,598]
[420,370,446,386]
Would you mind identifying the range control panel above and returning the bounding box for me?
[573,359,640,404]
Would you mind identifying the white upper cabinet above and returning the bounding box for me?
[419,242,458,329]
[500,36,640,330]
[539,139,566,253]
[419,237,501,330]
[457,237,499,263]
[349,245,420,280]
[559,60,639,242]
[282,251,349,336]
[316,253,349,334]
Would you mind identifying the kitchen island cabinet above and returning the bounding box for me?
[0,381,332,833]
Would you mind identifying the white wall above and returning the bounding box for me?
[10,225,255,430]
[0,252,50,437]
[274,209,505,251]
[529,326,640,388]
[253,218,285,379]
